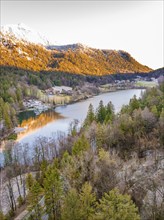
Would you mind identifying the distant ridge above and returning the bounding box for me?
[48,43,152,74]
[147,67,164,77]
[0,24,152,75]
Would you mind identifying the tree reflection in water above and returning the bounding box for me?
[17,110,64,142]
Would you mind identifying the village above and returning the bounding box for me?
[22,76,160,116]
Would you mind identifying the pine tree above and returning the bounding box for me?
[84,104,95,127]
[27,181,43,220]
[26,173,35,190]
[95,189,140,220]
[43,163,63,220]
[129,95,140,113]
[96,100,106,123]
[61,183,96,220]
[60,151,72,169]
[10,106,17,126]
[72,134,90,155]
[79,182,96,219]
[3,103,12,129]
[61,188,81,220]
[105,101,115,123]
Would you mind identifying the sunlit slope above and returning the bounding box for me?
[0,33,152,74]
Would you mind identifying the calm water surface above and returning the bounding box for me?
[17,89,144,145]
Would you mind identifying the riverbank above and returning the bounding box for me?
[1,76,155,144]
[0,85,146,145]
[16,89,145,145]
[19,79,153,114]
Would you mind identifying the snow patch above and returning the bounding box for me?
[1,23,50,46]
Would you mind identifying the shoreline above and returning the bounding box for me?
[53,86,145,108]
[0,86,146,145]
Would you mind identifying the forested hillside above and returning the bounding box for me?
[0,32,151,74]
[0,30,154,136]
[0,64,163,139]
[1,84,163,220]
[0,32,52,71]
[50,45,151,74]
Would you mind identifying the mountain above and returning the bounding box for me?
[0,26,152,74]
[49,44,152,74]
[0,30,51,71]
[148,67,164,77]
[1,23,50,45]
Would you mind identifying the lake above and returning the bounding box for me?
[17,89,144,145]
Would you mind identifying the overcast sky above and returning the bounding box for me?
[1,0,163,69]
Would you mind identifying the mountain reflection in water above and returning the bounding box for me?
[17,110,64,142]
[17,89,144,144]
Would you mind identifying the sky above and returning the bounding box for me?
[1,0,163,69]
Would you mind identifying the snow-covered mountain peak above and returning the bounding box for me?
[1,23,50,45]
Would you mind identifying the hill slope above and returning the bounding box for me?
[49,44,151,74]
[0,31,152,75]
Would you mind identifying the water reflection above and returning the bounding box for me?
[17,110,64,142]
[17,89,144,144]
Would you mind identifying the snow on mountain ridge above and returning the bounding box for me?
[1,23,50,45]
[47,43,95,54]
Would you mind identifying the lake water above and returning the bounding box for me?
[17,89,144,145]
